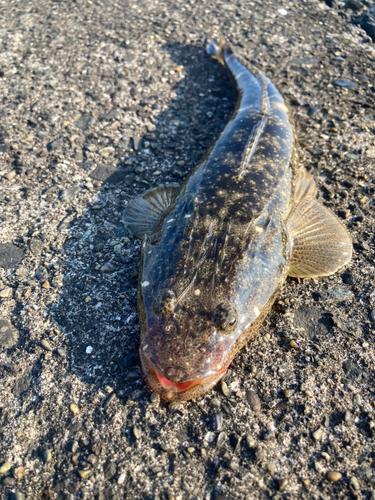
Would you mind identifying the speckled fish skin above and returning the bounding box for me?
[137,39,299,401]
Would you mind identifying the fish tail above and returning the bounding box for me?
[206,27,226,65]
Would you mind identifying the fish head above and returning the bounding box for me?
[138,211,289,401]
[140,287,238,401]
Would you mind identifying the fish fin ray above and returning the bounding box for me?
[286,196,352,278]
[206,27,226,65]
[294,167,318,203]
[123,185,180,239]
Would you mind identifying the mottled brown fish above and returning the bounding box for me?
[123,30,352,402]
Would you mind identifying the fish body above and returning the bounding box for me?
[123,31,352,401]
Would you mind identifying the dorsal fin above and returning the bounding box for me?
[123,185,180,239]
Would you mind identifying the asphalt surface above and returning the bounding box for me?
[1,0,375,499]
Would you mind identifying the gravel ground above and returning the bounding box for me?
[1,0,375,499]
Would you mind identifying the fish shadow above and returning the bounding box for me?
[46,42,236,399]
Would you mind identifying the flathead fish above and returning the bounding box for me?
[123,30,352,402]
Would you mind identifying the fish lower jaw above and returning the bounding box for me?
[155,369,202,392]
[140,352,226,402]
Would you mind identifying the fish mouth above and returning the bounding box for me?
[140,352,226,402]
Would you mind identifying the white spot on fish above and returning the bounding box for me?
[86,346,93,354]
[141,281,150,287]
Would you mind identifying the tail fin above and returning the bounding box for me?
[206,27,226,65]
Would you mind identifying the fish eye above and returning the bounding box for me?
[213,303,237,334]
[153,290,176,316]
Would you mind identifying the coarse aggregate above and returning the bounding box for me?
[1,0,375,499]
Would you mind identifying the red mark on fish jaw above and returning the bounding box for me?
[154,367,228,393]
[155,370,201,392]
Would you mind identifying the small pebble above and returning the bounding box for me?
[308,107,319,116]
[69,403,80,415]
[289,340,298,349]
[221,380,229,397]
[103,390,116,406]
[13,466,25,479]
[4,171,17,181]
[0,462,12,474]
[284,389,295,398]
[228,459,239,471]
[0,288,12,298]
[86,346,93,354]
[302,478,310,488]
[267,463,276,475]
[149,392,159,404]
[215,412,224,431]
[334,79,357,89]
[263,333,271,342]
[353,393,362,405]
[350,476,360,491]
[41,339,53,351]
[42,449,52,462]
[57,348,66,358]
[344,411,351,422]
[233,382,243,396]
[78,469,91,479]
[279,478,288,491]
[326,471,342,483]
[118,472,126,485]
[133,427,141,439]
[246,435,256,448]
[42,280,50,289]
[71,441,79,453]
[217,432,226,448]
[87,455,97,466]
[100,262,117,273]
[312,428,323,441]
[246,390,261,412]
[99,146,115,157]
[321,452,330,462]
[161,444,175,454]
[172,169,184,178]
[187,447,195,454]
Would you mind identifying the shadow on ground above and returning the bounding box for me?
[48,42,236,402]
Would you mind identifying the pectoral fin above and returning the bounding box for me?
[123,185,180,239]
[286,170,352,278]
